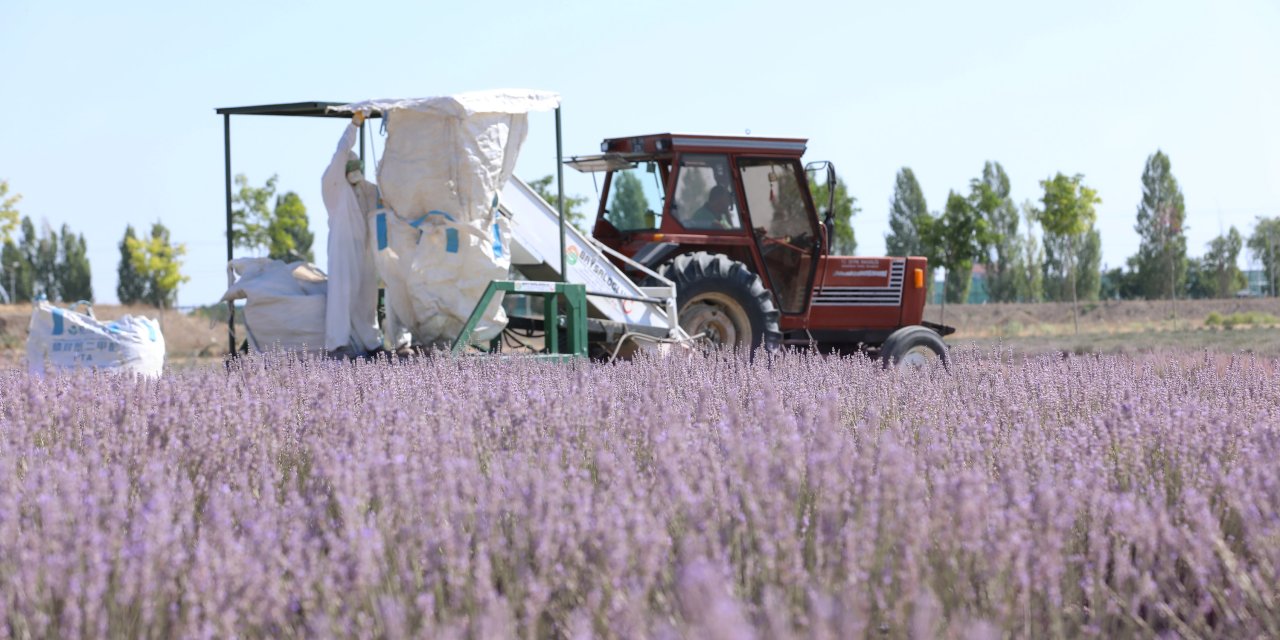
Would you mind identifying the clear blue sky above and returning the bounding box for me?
[2,0,1277,305]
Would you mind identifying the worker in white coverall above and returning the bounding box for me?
[321,112,382,357]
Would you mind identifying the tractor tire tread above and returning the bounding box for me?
[659,252,782,352]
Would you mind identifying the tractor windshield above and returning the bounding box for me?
[604,162,666,231]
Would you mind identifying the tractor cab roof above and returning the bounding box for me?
[567,133,809,173]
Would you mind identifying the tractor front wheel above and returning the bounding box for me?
[880,325,948,369]
[660,252,781,352]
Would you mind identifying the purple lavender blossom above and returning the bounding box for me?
[0,347,1276,637]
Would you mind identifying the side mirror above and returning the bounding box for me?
[822,211,834,253]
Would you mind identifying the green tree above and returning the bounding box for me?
[117,225,147,305]
[886,168,930,258]
[1013,205,1046,302]
[267,191,315,262]
[1184,258,1213,300]
[922,192,986,304]
[970,162,1025,302]
[11,218,38,302]
[1247,216,1280,297]
[608,171,650,230]
[1042,231,1072,302]
[1030,173,1101,333]
[56,224,92,301]
[1101,258,1142,300]
[0,179,20,245]
[528,175,590,231]
[1133,151,1187,300]
[231,173,276,254]
[1,241,30,302]
[1200,227,1245,298]
[4,218,38,303]
[5,217,87,302]
[810,176,859,254]
[126,221,189,308]
[1075,228,1102,302]
[32,221,60,300]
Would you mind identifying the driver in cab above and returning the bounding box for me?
[688,185,737,230]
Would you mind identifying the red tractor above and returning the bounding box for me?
[574,133,954,364]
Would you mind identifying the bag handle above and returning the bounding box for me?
[68,300,95,318]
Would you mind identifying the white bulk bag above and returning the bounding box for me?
[340,90,558,346]
[221,258,328,354]
[27,301,165,377]
[369,205,420,347]
[371,207,512,345]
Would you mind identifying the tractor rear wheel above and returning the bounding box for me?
[880,325,948,369]
[659,252,781,352]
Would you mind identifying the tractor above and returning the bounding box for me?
[572,133,954,365]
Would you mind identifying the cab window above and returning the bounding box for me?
[604,162,665,231]
[671,154,740,230]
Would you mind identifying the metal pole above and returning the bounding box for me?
[224,114,236,354]
[359,123,366,165]
[556,107,566,283]
[1270,231,1276,297]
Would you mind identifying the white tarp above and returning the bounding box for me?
[221,258,328,354]
[27,301,165,377]
[335,90,559,346]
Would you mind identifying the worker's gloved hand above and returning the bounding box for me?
[352,111,366,127]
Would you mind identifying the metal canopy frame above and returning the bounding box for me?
[214,100,567,356]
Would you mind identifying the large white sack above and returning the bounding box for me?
[407,215,511,343]
[371,208,512,345]
[27,301,165,377]
[370,206,420,346]
[342,90,558,346]
[221,258,328,354]
[342,90,558,226]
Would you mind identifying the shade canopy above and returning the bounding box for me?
[214,101,381,118]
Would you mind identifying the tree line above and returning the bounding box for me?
[1,173,317,308]
[1,179,191,307]
[8,158,1277,310]
[884,151,1280,309]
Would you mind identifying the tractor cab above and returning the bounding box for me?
[571,133,950,360]
[574,134,824,316]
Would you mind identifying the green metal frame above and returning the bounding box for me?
[450,280,588,357]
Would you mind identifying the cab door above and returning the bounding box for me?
[736,158,820,314]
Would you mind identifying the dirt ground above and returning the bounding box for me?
[927,297,1280,356]
[3,297,1279,367]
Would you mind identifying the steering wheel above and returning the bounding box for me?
[761,235,807,253]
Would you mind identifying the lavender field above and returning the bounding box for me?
[1,349,1278,638]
